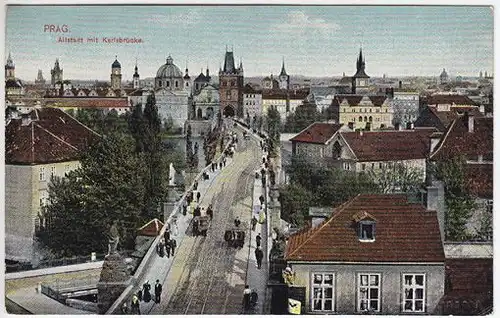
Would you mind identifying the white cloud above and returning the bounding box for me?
[145,10,201,26]
[271,11,340,36]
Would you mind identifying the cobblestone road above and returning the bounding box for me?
[154,129,261,315]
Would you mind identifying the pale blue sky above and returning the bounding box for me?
[5,5,494,81]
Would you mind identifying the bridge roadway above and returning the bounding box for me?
[148,128,262,314]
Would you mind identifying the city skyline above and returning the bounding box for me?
[5,5,494,81]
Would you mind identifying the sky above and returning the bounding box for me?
[5,5,494,81]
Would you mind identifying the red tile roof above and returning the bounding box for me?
[6,108,99,164]
[331,94,387,107]
[285,194,445,262]
[427,94,479,106]
[44,98,130,108]
[466,164,493,199]
[137,218,164,237]
[290,122,344,144]
[430,116,493,161]
[340,128,436,161]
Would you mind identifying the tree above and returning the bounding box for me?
[283,101,322,133]
[128,104,147,153]
[366,162,424,194]
[433,157,476,241]
[41,134,147,256]
[266,106,281,157]
[279,184,313,227]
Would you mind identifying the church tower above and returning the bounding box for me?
[278,58,290,90]
[5,52,15,80]
[111,56,122,90]
[51,58,63,86]
[352,48,370,94]
[183,64,191,93]
[133,60,140,89]
[219,47,244,117]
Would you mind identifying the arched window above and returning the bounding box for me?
[175,81,179,88]
[369,116,373,122]
[359,116,362,122]
[159,80,162,87]
[166,81,170,87]
[364,116,367,122]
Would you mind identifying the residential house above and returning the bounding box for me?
[284,191,445,314]
[44,97,131,115]
[289,122,348,160]
[262,88,309,121]
[391,91,419,129]
[430,114,493,239]
[415,94,482,132]
[243,83,263,118]
[329,128,436,179]
[5,107,99,264]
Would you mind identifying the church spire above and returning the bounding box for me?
[280,57,287,76]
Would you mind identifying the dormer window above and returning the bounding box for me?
[353,211,376,242]
[359,221,375,241]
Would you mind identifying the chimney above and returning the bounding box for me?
[21,113,32,126]
[429,132,443,153]
[309,207,331,228]
[423,181,446,244]
[467,112,474,133]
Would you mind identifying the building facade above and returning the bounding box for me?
[243,84,262,118]
[192,84,219,120]
[391,91,419,128]
[332,95,393,130]
[154,55,190,130]
[5,108,99,263]
[219,50,244,117]
[285,193,445,314]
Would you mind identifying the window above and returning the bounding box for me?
[39,190,48,207]
[402,274,426,312]
[166,81,170,87]
[175,81,179,88]
[50,166,56,178]
[311,273,335,312]
[359,116,363,122]
[361,164,366,171]
[359,221,375,241]
[65,164,71,175]
[343,162,350,170]
[487,200,493,214]
[39,167,46,181]
[358,274,381,312]
[159,80,162,87]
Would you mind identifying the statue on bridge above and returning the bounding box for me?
[107,220,120,255]
[168,162,176,186]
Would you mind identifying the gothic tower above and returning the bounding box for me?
[5,52,15,80]
[111,56,122,90]
[50,58,63,86]
[219,48,244,117]
[133,60,140,89]
[278,58,290,90]
[352,48,370,94]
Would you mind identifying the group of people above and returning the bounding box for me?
[126,279,163,314]
[157,237,177,258]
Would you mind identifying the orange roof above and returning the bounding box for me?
[137,218,164,237]
[290,122,344,144]
[285,194,445,263]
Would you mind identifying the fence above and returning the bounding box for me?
[5,253,106,273]
[41,274,98,304]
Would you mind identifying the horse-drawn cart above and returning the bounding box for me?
[224,228,246,248]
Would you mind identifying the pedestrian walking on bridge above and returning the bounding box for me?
[196,191,201,203]
[165,240,171,258]
[131,294,140,314]
[154,280,162,304]
[255,247,264,269]
[243,285,252,311]
[256,233,262,248]
[170,238,177,256]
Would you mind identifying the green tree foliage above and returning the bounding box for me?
[433,156,476,241]
[281,154,379,227]
[279,184,313,226]
[266,106,281,156]
[283,101,324,133]
[366,162,424,194]
[128,104,147,152]
[41,134,147,256]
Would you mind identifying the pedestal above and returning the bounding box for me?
[97,253,133,314]
[268,186,282,232]
[164,185,178,222]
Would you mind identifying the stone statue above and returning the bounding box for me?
[108,220,120,255]
[169,162,176,186]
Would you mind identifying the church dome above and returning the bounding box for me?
[156,56,182,78]
[112,58,121,69]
